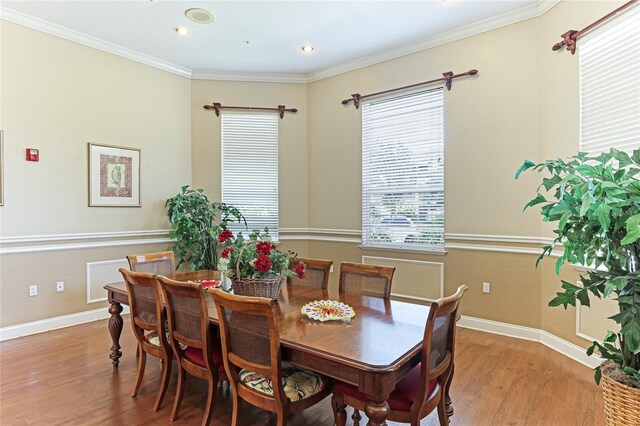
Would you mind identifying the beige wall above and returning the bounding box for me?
[0,0,622,350]
[0,21,191,326]
[305,0,623,348]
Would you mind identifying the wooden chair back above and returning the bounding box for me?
[415,285,468,412]
[157,276,213,367]
[127,251,175,277]
[338,262,395,299]
[288,257,333,289]
[119,268,167,350]
[210,291,286,405]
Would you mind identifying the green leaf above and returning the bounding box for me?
[594,203,612,230]
[621,321,640,354]
[515,160,536,179]
[603,330,618,343]
[579,192,594,217]
[558,211,572,230]
[576,289,590,307]
[523,194,547,211]
[611,149,633,167]
[594,366,602,385]
[555,256,565,275]
[621,213,640,245]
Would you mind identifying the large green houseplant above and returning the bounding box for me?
[516,148,640,389]
[166,186,246,270]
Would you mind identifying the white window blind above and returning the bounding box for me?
[221,113,279,240]
[579,6,640,155]
[362,88,445,251]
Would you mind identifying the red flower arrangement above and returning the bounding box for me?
[220,247,234,259]
[295,262,306,279]
[217,229,233,243]
[217,229,305,281]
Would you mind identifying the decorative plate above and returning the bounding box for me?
[301,300,356,322]
[192,279,221,289]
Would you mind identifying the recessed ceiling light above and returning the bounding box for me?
[301,45,315,53]
[185,8,215,24]
[173,26,190,36]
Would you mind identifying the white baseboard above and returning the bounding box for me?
[0,306,129,342]
[458,315,601,369]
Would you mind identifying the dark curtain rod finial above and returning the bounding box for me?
[551,0,638,54]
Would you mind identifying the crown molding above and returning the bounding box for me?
[0,7,192,78]
[305,0,560,82]
[191,70,308,84]
[1,0,559,84]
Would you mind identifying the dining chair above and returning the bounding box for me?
[209,289,331,426]
[157,275,226,426]
[119,268,173,412]
[338,262,396,423]
[332,285,468,426]
[127,251,175,277]
[288,257,333,289]
[339,262,396,299]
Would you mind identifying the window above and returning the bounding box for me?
[362,89,445,251]
[579,6,640,154]
[221,113,279,240]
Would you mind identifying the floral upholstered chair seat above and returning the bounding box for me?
[239,362,328,402]
[143,330,187,350]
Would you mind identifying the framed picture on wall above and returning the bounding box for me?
[88,143,141,207]
[0,130,3,206]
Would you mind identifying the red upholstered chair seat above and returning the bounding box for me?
[183,339,225,374]
[333,364,437,412]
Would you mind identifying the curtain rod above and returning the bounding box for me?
[341,69,478,109]
[203,103,298,119]
[552,0,638,54]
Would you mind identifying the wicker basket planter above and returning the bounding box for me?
[601,369,640,426]
[232,275,285,300]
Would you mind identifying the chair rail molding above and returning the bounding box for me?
[0,230,173,254]
[280,228,560,256]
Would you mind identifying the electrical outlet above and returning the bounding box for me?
[56,281,64,292]
[482,282,491,293]
[29,285,38,297]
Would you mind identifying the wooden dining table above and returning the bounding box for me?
[104,270,454,426]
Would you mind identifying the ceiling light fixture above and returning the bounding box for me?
[301,45,315,53]
[173,26,190,36]
[185,8,215,24]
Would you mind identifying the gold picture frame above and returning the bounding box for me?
[88,142,141,207]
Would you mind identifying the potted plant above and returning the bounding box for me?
[516,148,640,424]
[217,229,306,299]
[166,185,246,271]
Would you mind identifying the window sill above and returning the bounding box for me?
[359,245,447,256]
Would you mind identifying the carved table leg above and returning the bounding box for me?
[445,364,455,418]
[364,399,390,426]
[108,300,124,369]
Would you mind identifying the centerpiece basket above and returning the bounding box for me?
[219,232,305,300]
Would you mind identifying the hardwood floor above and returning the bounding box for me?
[0,317,603,425]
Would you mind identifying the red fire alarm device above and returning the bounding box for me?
[26,148,39,162]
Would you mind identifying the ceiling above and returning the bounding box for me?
[1,0,556,81]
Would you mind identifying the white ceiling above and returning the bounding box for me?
[1,0,556,81]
